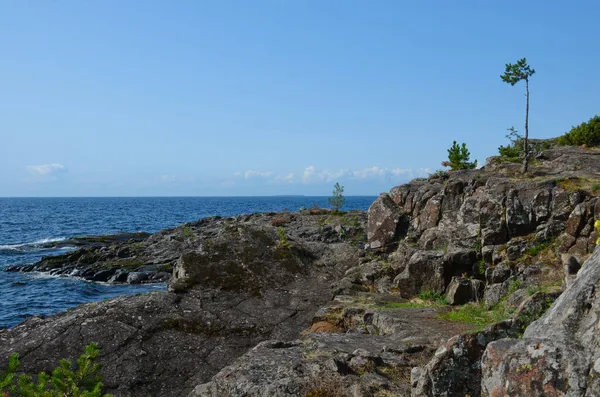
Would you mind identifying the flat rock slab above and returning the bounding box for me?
[193,294,475,396]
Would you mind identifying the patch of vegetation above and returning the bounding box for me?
[418,289,448,305]
[478,259,487,276]
[0,343,113,397]
[439,301,510,329]
[557,177,600,196]
[115,260,145,269]
[498,126,524,163]
[429,169,449,179]
[525,240,551,256]
[181,226,194,239]
[433,241,449,254]
[442,141,477,170]
[304,373,348,397]
[377,301,430,310]
[508,280,522,295]
[157,263,172,272]
[276,227,291,249]
[557,115,600,147]
[377,365,411,384]
[473,239,482,254]
[595,219,600,245]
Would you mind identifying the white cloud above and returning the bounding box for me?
[26,163,67,177]
[302,166,316,183]
[273,173,294,184]
[302,165,349,184]
[352,166,386,179]
[390,168,410,176]
[244,170,273,179]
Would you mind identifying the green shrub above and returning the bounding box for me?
[276,227,290,249]
[557,115,600,147]
[498,127,524,162]
[442,141,477,170]
[0,343,113,397]
[429,169,449,179]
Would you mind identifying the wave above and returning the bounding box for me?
[0,237,67,253]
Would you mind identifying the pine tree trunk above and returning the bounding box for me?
[522,78,530,173]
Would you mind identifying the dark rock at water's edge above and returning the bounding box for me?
[0,210,368,396]
[3,231,168,284]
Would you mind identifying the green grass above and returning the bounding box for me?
[508,280,522,295]
[439,301,510,329]
[377,301,431,309]
[418,289,448,305]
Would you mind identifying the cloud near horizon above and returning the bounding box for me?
[26,163,67,178]
[231,166,431,187]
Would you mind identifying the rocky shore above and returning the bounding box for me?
[1,144,600,396]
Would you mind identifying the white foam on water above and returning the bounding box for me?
[0,237,67,251]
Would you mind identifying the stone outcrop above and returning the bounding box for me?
[339,146,600,310]
[193,294,474,397]
[0,211,367,396]
[367,193,408,251]
[481,245,600,396]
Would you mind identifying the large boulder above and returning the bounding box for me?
[445,277,483,305]
[481,246,600,396]
[367,193,408,251]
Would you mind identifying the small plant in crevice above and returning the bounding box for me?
[181,225,194,239]
[508,280,522,295]
[478,259,487,276]
[595,219,600,245]
[276,227,290,249]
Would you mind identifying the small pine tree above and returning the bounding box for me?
[328,183,345,213]
[501,57,536,173]
[442,141,477,170]
[0,343,113,397]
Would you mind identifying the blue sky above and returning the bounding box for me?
[1,1,599,197]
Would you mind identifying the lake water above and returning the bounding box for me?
[0,196,375,329]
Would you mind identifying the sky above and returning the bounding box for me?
[1,0,599,197]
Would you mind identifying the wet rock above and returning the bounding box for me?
[126,272,149,284]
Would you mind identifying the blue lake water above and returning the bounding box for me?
[0,196,375,329]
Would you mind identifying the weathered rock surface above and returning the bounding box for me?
[0,211,367,396]
[367,193,408,251]
[339,145,600,311]
[193,294,475,397]
[481,245,600,396]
